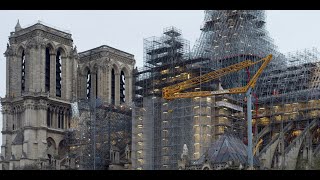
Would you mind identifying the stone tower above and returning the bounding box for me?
[0,21,78,170]
[77,45,135,105]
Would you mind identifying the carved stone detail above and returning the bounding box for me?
[11,30,72,47]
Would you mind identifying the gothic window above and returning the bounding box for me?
[111,69,115,104]
[86,70,91,99]
[21,50,26,92]
[58,112,61,128]
[13,109,16,130]
[56,50,62,97]
[58,111,64,129]
[61,113,64,129]
[47,108,51,127]
[45,48,50,92]
[120,71,125,103]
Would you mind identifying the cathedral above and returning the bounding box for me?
[0,21,135,170]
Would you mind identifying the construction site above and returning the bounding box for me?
[2,10,320,171]
[131,10,320,170]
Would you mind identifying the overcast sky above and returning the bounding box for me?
[1,10,320,146]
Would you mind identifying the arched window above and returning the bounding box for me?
[45,48,50,92]
[61,113,64,129]
[56,50,62,97]
[21,50,25,92]
[86,70,91,99]
[111,69,115,104]
[58,111,64,129]
[58,111,61,128]
[47,108,51,127]
[120,71,125,103]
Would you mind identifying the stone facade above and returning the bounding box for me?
[78,45,135,106]
[0,21,135,170]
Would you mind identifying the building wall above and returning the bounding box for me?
[0,22,135,170]
[78,46,135,106]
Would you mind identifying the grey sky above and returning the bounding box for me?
[1,10,320,146]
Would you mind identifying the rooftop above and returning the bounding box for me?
[10,20,72,40]
[79,45,134,59]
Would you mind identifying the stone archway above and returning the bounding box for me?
[58,140,68,159]
[46,137,57,164]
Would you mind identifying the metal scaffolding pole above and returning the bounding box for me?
[246,87,253,169]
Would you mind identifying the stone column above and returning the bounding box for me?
[12,55,20,97]
[66,57,72,101]
[91,72,97,99]
[77,73,82,99]
[52,110,56,129]
[50,53,56,97]
[8,55,13,96]
[30,106,37,127]
[97,67,103,99]
[115,73,120,105]
[28,47,35,92]
[39,101,47,127]
[39,45,45,93]
[125,75,132,105]
[21,110,25,128]
[2,106,9,131]
[37,102,48,159]
[33,46,41,92]
[24,103,31,127]
[62,56,67,100]
[64,112,68,129]
[107,67,112,104]
[103,66,109,103]
[101,67,106,102]
[36,46,40,92]
[72,58,78,101]
[5,55,11,96]
[64,111,68,129]
[15,54,22,97]
[1,105,13,162]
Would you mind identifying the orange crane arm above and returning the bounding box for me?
[163,54,272,100]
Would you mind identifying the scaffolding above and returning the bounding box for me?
[132,26,222,169]
[133,11,280,170]
[254,48,320,169]
[133,27,192,170]
[65,99,132,170]
[190,11,320,169]
[133,23,249,169]
[192,10,284,94]
[133,10,320,170]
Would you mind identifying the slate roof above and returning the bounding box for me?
[194,135,260,167]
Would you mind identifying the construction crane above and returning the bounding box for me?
[162,54,273,169]
[163,54,272,100]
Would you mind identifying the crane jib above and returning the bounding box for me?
[210,90,230,94]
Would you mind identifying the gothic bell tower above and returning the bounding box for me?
[0,20,78,170]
